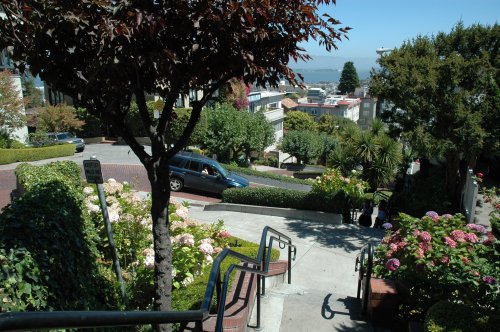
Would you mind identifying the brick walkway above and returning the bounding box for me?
[0,164,220,210]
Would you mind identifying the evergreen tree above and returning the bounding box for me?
[337,61,360,94]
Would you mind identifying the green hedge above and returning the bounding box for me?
[222,187,349,215]
[221,163,313,185]
[0,144,75,165]
[0,161,118,312]
[425,301,499,332]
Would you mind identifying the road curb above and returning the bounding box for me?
[203,203,342,224]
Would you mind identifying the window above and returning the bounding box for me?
[169,157,184,167]
[187,160,200,172]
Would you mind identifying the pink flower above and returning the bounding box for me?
[464,233,478,243]
[472,271,480,277]
[415,248,425,259]
[476,172,484,178]
[444,236,457,248]
[389,243,398,251]
[425,211,440,221]
[419,241,432,252]
[450,230,466,242]
[413,229,421,237]
[419,231,432,243]
[397,241,408,249]
[466,224,486,233]
[440,256,450,265]
[482,276,497,284]
[441,214,453,219]
[461,257,470,265]
[385,250,394,258]
[218,230,231,238]
[385,258,400,271]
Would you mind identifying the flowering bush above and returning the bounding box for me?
[84,179,231,297]
[312,168,368,200]
[373,212,499,318]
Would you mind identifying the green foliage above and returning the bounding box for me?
[166,107,208,147]
[220,163,312,185]
[425,301,499,332]
[312,168,368,202]
[21,74,44,109]
[337,61,360,94]
[0,131,25,149]
[370,22,500,206]
[222,187,348,214]
[204,103,274,162]
[284,111,317,132]
[32,104,85,132]
[280,130,322,164]
[374,212,499,319]
[75,107,107,138]
[317,114,357,136]
[0,144,75,165]
[0,248,48,311]
[0,70,26,134]
[1,162,119,312]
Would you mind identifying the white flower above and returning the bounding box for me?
[199,242,214,255]
[123,181,129,186]
[172,267,177,278]
[86,202,100,214]
[175,206,189,220]
[144,254,155,269]
[205,255,213,264]
[179,234,195,246]
[108,209,120,222]
[107,178,117,183]
[83,187,94,195]
[181,276,194,287]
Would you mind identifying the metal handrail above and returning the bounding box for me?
[355,243,374,316]
[0,226,297,332]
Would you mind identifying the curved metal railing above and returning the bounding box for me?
[0,226,296,332]
[355,242,374,316]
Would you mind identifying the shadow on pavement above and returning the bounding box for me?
[283,219,384,253]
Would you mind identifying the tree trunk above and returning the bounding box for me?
[148,161,172,332]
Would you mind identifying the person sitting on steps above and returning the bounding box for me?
[358,200,373,227]
[373,200,388,229]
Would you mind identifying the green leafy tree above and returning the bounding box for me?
[32,104,85,132]
[370,22,500,209]
[204,103,274,162]
[284,110,317,132]
[0,1,349,325]
[280,130,321,164]
[337,61,360,94]
[317,114,357,136]
[0,70,26,135]
[21,74,44,109]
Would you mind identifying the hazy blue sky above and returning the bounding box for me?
[294,0,499,70]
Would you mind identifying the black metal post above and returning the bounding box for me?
[256,274,261,330]
[288,241,292,284]
[262,246,267,296]
[215,271,222,312]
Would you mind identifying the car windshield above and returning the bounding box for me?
[56,133,73,140]
[215,164,229,177]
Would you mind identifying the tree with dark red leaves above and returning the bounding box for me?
[0,1,349,329]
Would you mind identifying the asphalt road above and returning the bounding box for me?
[0,143,311,209]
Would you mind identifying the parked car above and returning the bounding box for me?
[48,132,85,152]
[168,151,249,194]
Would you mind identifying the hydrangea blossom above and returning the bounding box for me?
[464,233,478,243]
[218,230,231,238]
[83,186,94,195]
[108,209,120,223]
[199,242,214,255]
[482,276,497,284]
[425,211,440,221]
[444,236,457,248]
[385,258,400,271]
[466,224,486,233]
[382,223,393,230]
[143,248,155,269]
[419,231,432,243]
[440,256,450,264]
[86,202,100,214]
[181,276,194,287]
[450,230,466,242]
[175,206,189,219]
[179,234,195,246]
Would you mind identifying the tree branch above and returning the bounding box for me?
[134,66,154,137]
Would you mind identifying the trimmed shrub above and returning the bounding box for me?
[222,187,348,214]
[0,144,75,165]
[425,301,499,332]
[221,163,312,185]
[0,162,119,312]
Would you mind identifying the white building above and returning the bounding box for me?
[248,90,287,161]
[295,95,361,123]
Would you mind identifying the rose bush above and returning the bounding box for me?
[373,212,499,318]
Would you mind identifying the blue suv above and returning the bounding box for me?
[168,151,249,194]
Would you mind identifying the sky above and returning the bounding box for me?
[292,0,500,71]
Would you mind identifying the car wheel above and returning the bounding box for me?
[170,177,183,192]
